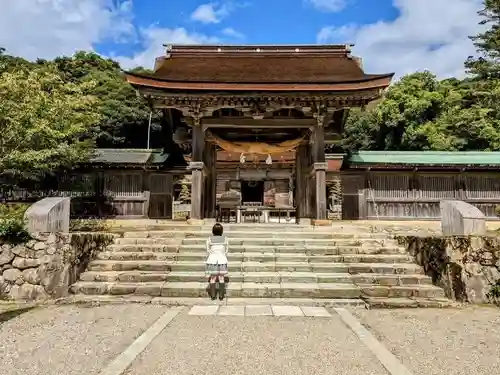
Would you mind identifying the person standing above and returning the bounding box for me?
[205,223,229,300]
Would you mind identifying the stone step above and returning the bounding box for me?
[86,260,423,274]
[65,295,367,308]
[96,251,414,264]
[71,281,445,299]
[363,297,456,308]
[121,231,394,240]
[107,244,405,255]
[114,237,400,247]
[79,270,433,286]
[112,223,381,233]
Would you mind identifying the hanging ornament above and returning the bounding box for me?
[240,153,246,164]
[266,154,272,165]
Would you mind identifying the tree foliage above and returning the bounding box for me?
[0,65,101,181]
[1,0,500,189]
[343,0,500,152]
[51,52,161,148]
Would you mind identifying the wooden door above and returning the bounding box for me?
[148,174,173,219]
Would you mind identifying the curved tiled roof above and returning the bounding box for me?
[125,72,393,92]
[125,44,394,92]
[153,55,381,84]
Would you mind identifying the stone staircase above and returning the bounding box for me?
[70,223,451,307]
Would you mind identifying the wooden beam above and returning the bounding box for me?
[192,118,314,128]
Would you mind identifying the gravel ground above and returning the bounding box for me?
[352,307,500,375]
[0,304,169,375]
[124,314,387,375]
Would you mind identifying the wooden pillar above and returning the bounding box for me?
[313,162,328,220]
[311,113,328,222]
[313,115,326,163]
[203,142,217,219]
[308,171,315,218]
[190,162,204,220]
[190,117,205,220]
[191,120,205,162]
[295,144,308,221]
[142,171,151,218]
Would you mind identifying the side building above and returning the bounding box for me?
[5,149,500,222]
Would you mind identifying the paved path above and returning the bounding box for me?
[187,304,334,317]
[353,307,500,375]
[0,304,499,375]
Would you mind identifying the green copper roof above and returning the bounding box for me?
[91,149,169,165]
[348,151,500,166]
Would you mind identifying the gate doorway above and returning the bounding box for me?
[241,180,264,204]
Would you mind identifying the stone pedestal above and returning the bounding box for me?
[187,219,205,225]
[189,161,204,220]
[299,218,312,225]
[314,162,328,220]
[312,219,331,226]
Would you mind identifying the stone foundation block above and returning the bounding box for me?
[187,219,205,226]
[312,219,332,226]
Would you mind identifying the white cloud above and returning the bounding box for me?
[116,27,221,69]
[0,0,135,60]
[221,27,245,39]
[317,24,356,44]
[191,2,230,24]
[306,0,349,12]
[317,0,485,79]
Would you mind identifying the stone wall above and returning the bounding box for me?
[397,235,500,304]
[0,232,114,301]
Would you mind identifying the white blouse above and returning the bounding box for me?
[205,237,229,265]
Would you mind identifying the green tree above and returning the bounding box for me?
[343,72,461,150]
[0,66,101,182]
[466,0,500,80]
[51,52,161,148]
[0,47,34,74]
[458,0,500,151]
[342,68,500,151]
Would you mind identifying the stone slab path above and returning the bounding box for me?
[187,304,333,317]
[1,304,499,375]
[123,310,389,375]
[353,307,500,375]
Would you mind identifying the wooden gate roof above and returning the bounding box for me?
[125,44,394,93]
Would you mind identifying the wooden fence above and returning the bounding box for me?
[5,169,500,221]
[361,172,500,220]
[1,170,180,219]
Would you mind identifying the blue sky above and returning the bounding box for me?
[99,0,399,56]
[0,0,485,79]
